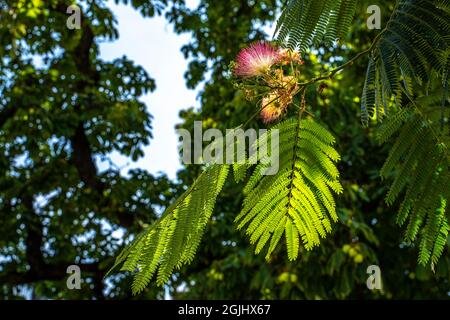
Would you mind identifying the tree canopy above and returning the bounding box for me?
[0,0,449,299]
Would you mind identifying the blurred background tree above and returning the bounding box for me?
[0,0,176,299]
[0,0,448,299]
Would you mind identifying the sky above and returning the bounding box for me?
[98,1,199,180]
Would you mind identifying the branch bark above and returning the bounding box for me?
[0,195,103,297]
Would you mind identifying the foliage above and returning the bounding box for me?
[377,102,450,268]
[275,0,450,125]
[112,0,449,293]
[1,0,450,300]
[109,165,229,294]
[275,0,357,50]
[360,0,450,125]
[236,118,342,259]
[168,0,450,298]
[0,0,175,299]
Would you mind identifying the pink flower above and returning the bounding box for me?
[260,93,284,123]
[260,78,298,123]
[276,48,303,65]
[234,42,279,78]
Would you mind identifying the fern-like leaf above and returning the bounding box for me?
[370,0,450,122]
[107,164,229,294]
[275,0,357,51]
[235,117,342,260]
[378,107,450,267]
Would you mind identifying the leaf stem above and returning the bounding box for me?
[286,88,306,210]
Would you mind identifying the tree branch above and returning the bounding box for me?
[0,195,103,290]
[69,123,106,192]
[0,106,18,128]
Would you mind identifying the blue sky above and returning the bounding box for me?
[98,1,199,180]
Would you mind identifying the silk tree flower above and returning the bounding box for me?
[270,69,298,91]
[260,74,298,123]
[261,93,284,123]
[260,90,294,123]
[277,48,303,65]
[234,42,279,78]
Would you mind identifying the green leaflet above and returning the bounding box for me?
[276,0,449,125]
[235,118,342,260]
[106,164,229,294]
[368,0,450,124]
[378,108,450,268]
[107,118,343,293]
[275,0,357,50]
[361,55,377,126]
